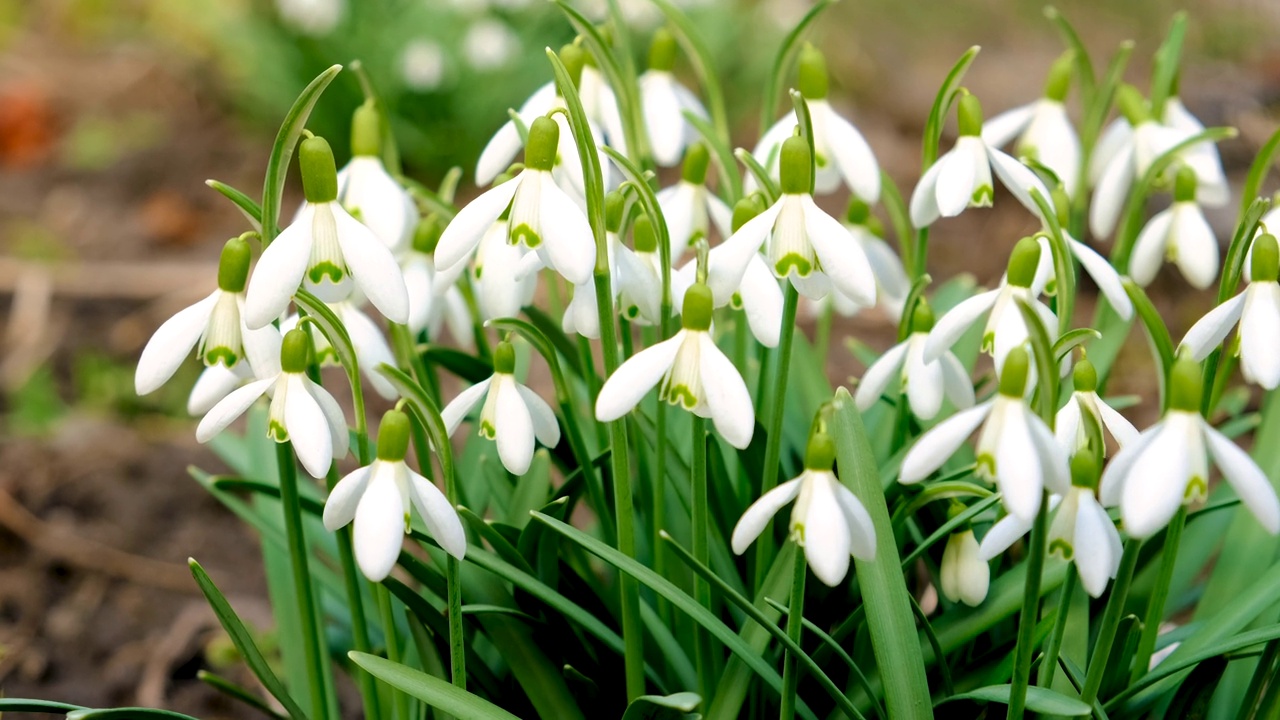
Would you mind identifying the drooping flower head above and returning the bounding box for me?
[1055,355,1139,456]
[855,299,975,421]
[639,28,708,167]
[659,143,732,259]
[940,526,988,607]
[324,409,466,581]
[339,101,418,255]
[402,216,473,348]
[982,51,1081,196]
[1130,166,1219,289]
[1048,453,1123,597]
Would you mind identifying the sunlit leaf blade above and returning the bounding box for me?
[938,685,1091,716]
[260,64,342,245]
[350,652,522,720]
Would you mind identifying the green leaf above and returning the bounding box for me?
[1240,127,1280,216]
[939,685,1091,716]
[206,179,266,230]
[0,699,85,713]
[66,709,202,720]
[760,0,837,131]
[188,559,309,720]
[621,692,702,720]
[1029,187,1075,335]
[922,46,980,169]
[1079,40,1134,157]
[521,306,585,378]
[1043,7,1095,104]
[1147,11,1187,119]
[829,388,933,719]
[198,670,288,720]
[735,148,781,205]
[421,345,491,384]
[1123,279,1175,411]
[1015,297,1061,424]
[1053,328,1102,363]
[900,493,1001,569]
[880,172,916,268]
[684,110,743,203]
[350,652,522,720]
[260,64,342,245]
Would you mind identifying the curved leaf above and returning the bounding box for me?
[261,65,342,245]
[351,652,522,720]
[939,685,1091,716]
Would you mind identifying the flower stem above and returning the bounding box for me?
[752,284,800,590]
[1130,505,1186,682]
[779,548,807,720]
[274,441,332,720]
[376,584,409,720]
[690,415,714,702]
[326,466,382,720]
[1008,491,1049,720]
[1038,565,1078,689]
[1081,538,1142,704]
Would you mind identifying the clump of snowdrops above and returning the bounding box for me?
[15,4,1280,720]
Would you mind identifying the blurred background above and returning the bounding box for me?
[0,0,1278,716]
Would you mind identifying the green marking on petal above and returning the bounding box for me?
[1185,475,1208,502]
[774,253,813,277]
[268,421,289,443]
[480,420,497,439]
[730,291,743,310]
[971,185,994,207]
[308,261,345,285]
[403,512,412,534]
[976,452,996,479]
[511,223,541,248]
[316,346,340,366]
[662,383,698,410]
[981,331,995,354]
[204,347,240,368]
[1049,538,1074,560]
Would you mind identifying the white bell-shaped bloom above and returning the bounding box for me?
[401,226,474,349]
[580,62,628,155]
[940,530,988,606]
[831,201,910,319]
[441,341,560,475]
[709,135,876,304]
[275,0,341,36]
[1028,228,1134,320]
[437,117,594,287]
[731,431,876,587]
[673,252,782,348]
[280,300,397,400]
[910,94,1051,228]
[1055,358,1139,455]
[245,137,409,329]
[1129,166,1218,289]
[335,102,417,255]
[196,329,349,479]
[639,29,707,167]
[1049,483,1122,597]
[658,144,732,260]
[136,237,283,399]
[982,54,1080,196]
[924,237,1056,378]
[323,410,466,581]
[855,301,974,420]
[596,283,754,448]
[469,219,540,321]
[750,45,880,202]
[901,347,1069,523]
[1180,233,1280,389]
[1091,93,1228,203]
[1100,357,1280,538]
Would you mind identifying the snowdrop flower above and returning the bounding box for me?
[910,93,1051,228]
[437,116,595,286]
[708,134,877,304]
[658,144,732,259]
[276,0,342,36]
[472,217,540,320]
[1101,355,1280,538]
[923,237,1056,377]
[562,192,625,339]
[244,136,409,328]
[463,19,520,71]
[442,341,560,475]
[564,209,665,338]
[136,236,283,401]
[901,347,1070,522]
[982,52,1081,196]
[855,301,975,420]
[1242,203,1280,282]
[580,54,629,155]
[402,218,474,349]
[1026,193,1134,320]
[280,301,397,400]
[596,282,754,448]
[1055,356,1139,455]
[749,44,880,202]
[731,428,876,586]
[400,39,447,91]
[940,529,988,606]
[673,196,783,347]
[1049,455,1123,597]
[1089,85,1228,240]
[196,329,349,479]
[839,200,910,317]
[639,28,708,167]
[1180,233,1280,389]
[1129,166,1218,289]
[337,102,417,255]
[323,410,466,582]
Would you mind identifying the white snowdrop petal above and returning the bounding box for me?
[905,339,945,421]
[323,465,373,531]
[538,175,597,285]
[595,332,686,421]
[987,147,1051,218]
[697,333,755,449]
[244,215,313,329]
[658,183,697,258]
[707,202,783,305]
[833,483,877,561]
[1027,101,1081,195]
[994,404,1046,522]
[1179,293,1245,361]
[923,290,999,363]
[1099,425,1158,507]
[1090,119,1131,186]
[1129,209,1174,287]
[1095,397,1141,449]
[494,377,536,475]
[1071,238,1133,320]
[900,402,993,483]
[909,156,946,228]
[283,375,335,478]
[333,208,410,324]
[1055,396,1082,452]
[1074,493,1118,597]
[861,234,910,309]
[307,378,350,460]
[823,108,881,203]
[441,378,493,436]
[977,513,1033,561]
[516,383,561,449]
[707,193,733,239]
[854,341,909,412]
[1173,205,1220,290]
[1204,423,1280,534]
[352,465,405,581]
[956,533,990,606]
[435,177,520,272]
[934,145,977,217]
[1121,420,1192,538]
[341,156,415,252]
[342,305,399,400]
[187,364,246,416]
[196,377,275,443]
[940,353,977,410]
[476,121,524,188]
[1090,145,1135,240]
[641,72,686,166]
[740,255,784,348]
[802,475,853,587]
[406,469,467,559]
[135,291,220,395]
[1241,284,1280,389]
[1028,412,1070,495]
[980,103,1035,149]
[802,196,877,306]
[731,479,803,554]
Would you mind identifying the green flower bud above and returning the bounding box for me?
[1173,165,1198,203]
[998,347,1030,397]
[412,215,442,255]
[1044,51,1074,103]
[1006,237,1042,288]
[281,329,311,374]
[605,191,626,233]
[494,340,517,374]
[560,44,586,89]
[1072,356,1098,393]
[681,142,711,184]
[797,43,829,100]
[779,134,813,195]
[524,116,559,172]
[1167,354,1203,412]
[681,282,714,331]
[217,236,252,293]
[845,197,872,226]
[804,430,837,471]
[1115,85,1151,126]
[648,28,677,72]
[633,214,658,253]
[300,135,339,203]
[1069,451,1099,490]
[957,93,984,137]
[732,195,766,232]
[910,299,936,333]
[351,101,382,158]
[376,409,412,461]
[1253,234,1280,283]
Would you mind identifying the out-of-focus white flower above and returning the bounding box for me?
[659,144,732,260]
[940,529,988,606]
[463,19,520,71]
[276,0,342,36]
[402,218,473,349]
[280,300,397,399]
[1129,166,1218,289]
[639,29,708,167]
[982,52,1080,196]
[335,102,418,255]
[401,39,447,91]
[855,300,974,420]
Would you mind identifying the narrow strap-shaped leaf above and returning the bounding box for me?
[735,148,781,205]
[1122,280,1175,412]
[350,652,522,720]
[260,65,342,245]
[1043,7,1096,104]
[67,710,203,720]
[1053,328,1102,363]
[760,0,838,132]
[198,669,289,720]
[1147,12,1187,119]
[939,685,1091,717]
[1030,187,1076,335]
[189,559,310,720]
[206,179,266,230]
[1015,297,1061,424]
[922,46,980,169]
[880,172,916,272]
[0,699,85,713]
[900,493,1001,568]
[520,306,586,378]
